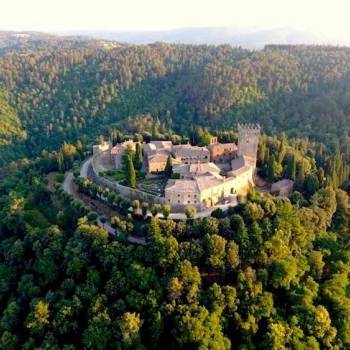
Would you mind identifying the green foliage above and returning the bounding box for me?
[125,155,136,188]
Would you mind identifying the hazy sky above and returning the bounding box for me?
[1,0,350,37]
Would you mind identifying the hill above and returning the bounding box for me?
[1,42,350,164]
[64,27,343,48]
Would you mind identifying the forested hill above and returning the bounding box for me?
[1,42,350,165]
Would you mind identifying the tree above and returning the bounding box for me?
[173,304,230,349]
[87,211,98,223]
[285,154,296,180]
[295,161,305,191]
[151,204,161,217]
[0,331,18,350]
[56,210,67,227]
[141,202,149,218]
[226,241,240,269]
[185,206,197,220]
[125,155,136,188]
[99,215,107,228]
[267,155,277,182]
[305,174,320,196]
[205,234,227,270]
[26,301,50,334]
[119,312,142,345]
[83,297,112,350]
[165,155,173,175]
[162,205,171,219]
[131,200,140,214]
[134,143,143,170]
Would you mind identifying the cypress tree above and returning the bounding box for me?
[295,160,305,191]
[126,155,136,188]
[134,143,143,170]
[285,154,296,180]
[165,155,173,175]
[267,155,276,182]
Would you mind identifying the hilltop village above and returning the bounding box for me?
[92,124,261,212]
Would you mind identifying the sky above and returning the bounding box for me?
[1,0,350,39]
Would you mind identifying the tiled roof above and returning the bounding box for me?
[208,142,237,151]
[173,162,221,177]
[165,179,199,193]
[172,144,209,158]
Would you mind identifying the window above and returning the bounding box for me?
[188,194,190,197]
[188,201,190,204]
[178,200,180,204]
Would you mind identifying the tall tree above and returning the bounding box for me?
[125,155,136,188]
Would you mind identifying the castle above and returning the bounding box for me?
[165,124,260,208]
[96,123,260,211]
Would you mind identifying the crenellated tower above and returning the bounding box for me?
[237,123,261,168]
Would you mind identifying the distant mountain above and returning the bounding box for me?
[60,27,347,48]
[0,31,120,55]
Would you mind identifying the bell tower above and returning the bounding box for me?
[238,123,261,167]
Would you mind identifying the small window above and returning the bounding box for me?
[178,200,180,204]
[188,201,190,204]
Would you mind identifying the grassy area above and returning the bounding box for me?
[102,169,146,184]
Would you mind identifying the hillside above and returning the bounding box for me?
[1,42,350,164]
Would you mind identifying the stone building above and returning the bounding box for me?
[237,123,261,167]
[173,162,221,179]
[93,141,111,156]
[165,124,260,209]
[172,144,210,164]
[96,123,261,212]
[208,138,237,164]
[147,152,178,173]
[110,140,137,169]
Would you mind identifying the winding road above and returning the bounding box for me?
[62,158,146,245]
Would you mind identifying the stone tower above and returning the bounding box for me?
[237,123,261,167]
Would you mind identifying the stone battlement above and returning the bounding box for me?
[238,123,261,131]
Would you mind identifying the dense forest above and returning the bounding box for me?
[2,41,350,164]
[2,144,350,349]
[3,36,350,349]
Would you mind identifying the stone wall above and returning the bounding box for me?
[90,157,207,212]
[90,157,166,206]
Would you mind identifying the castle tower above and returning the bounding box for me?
[237,123,261,168]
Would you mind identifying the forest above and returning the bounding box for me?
[1,139,350,349]
[2,38,350,349]
[1,42,350,165]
